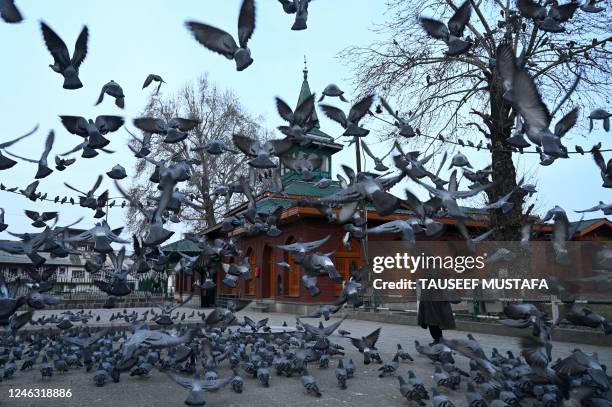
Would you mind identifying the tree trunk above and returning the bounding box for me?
[486,80,526,241]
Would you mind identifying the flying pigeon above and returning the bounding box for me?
[588,108,611,132]
[54,156,76,171]
[186,0,256,71]
[517,0,579,33]
[320,94,374,138]
[24,210,58,228]
[319,84,348,103]
[3,130,55,179]
[0,0,22,23]
[133,117,200,144]
[106,164,127,180]
[0,124,39,170]
[60,115,124,149]
[419,0,472,56]
[40,21,88,89]
[95,80,125,109]
[142,74,165,94]
[232,133,293,168]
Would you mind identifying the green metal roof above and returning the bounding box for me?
[283,180,341,197]
[161,239,200,253]
[570,218,608,231]
[254,197,297,214]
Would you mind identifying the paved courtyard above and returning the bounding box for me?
[2,307,611,407]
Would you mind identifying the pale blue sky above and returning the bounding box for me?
[0,0,609,241]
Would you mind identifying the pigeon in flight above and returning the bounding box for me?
[232,133,294,168]
[0,124,38,170]
[275,235,330,263]
[64,220,128,253]
[186,0,256,71]
[64,175,106,210]
[361,140,392,172]
[126,128,152,158]
[133,117,200,144]
[40,22,88,89]
[320,169,404,220]
[106,164,127,180]
[517,0,579,33]
[167,371,233,405]
[591,145,612,188]
[575,201,612,215]
[192,140,238,155]
[319,84,348,103]
[19,180,40,201]
[276,94,317,144]
[588,108,611,132]
[280,151,322,181]
[379,96,423,138]
[449,152,472,169]
[580,0,605,13]
[0,208,7,232]
[142,74,165,94]
[60,115,124,149]
[24,211,58,228]
[4,130,55,179]
[0,0,22,23]
[279,0,311,30]
[419,0,472,56]
[320,94,374,138]
[95,80,125,109]
[501,48,578,158]
[54,156,76,171]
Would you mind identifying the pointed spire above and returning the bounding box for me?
[297,55,319,127]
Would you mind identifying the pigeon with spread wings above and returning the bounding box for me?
[40,21,88,89]
[232,133,293,169]
[320,94,374,138]
[0,124,38,170]
[419,0,472,56]
[133,116,200,144]
[3,130,55,179]
[60,115,124,149]
[186,0,256,71]
[275,235,330,263]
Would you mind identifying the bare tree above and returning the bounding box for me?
[125,74,272,234]
[342,0,611,239]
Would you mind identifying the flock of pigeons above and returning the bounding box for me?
[0,0,611,405]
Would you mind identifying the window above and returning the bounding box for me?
[321,156,329,172]
[73,270,85,279]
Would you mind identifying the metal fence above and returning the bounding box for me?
[6,268,173,302]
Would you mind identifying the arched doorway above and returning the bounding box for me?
[245,248,256,296]
[334,238,362,296]
[284,236,300,297]
[261,245,274,298]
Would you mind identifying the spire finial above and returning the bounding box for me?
[303,55,308,80]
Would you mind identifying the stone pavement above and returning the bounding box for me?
[2,308,611,407]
